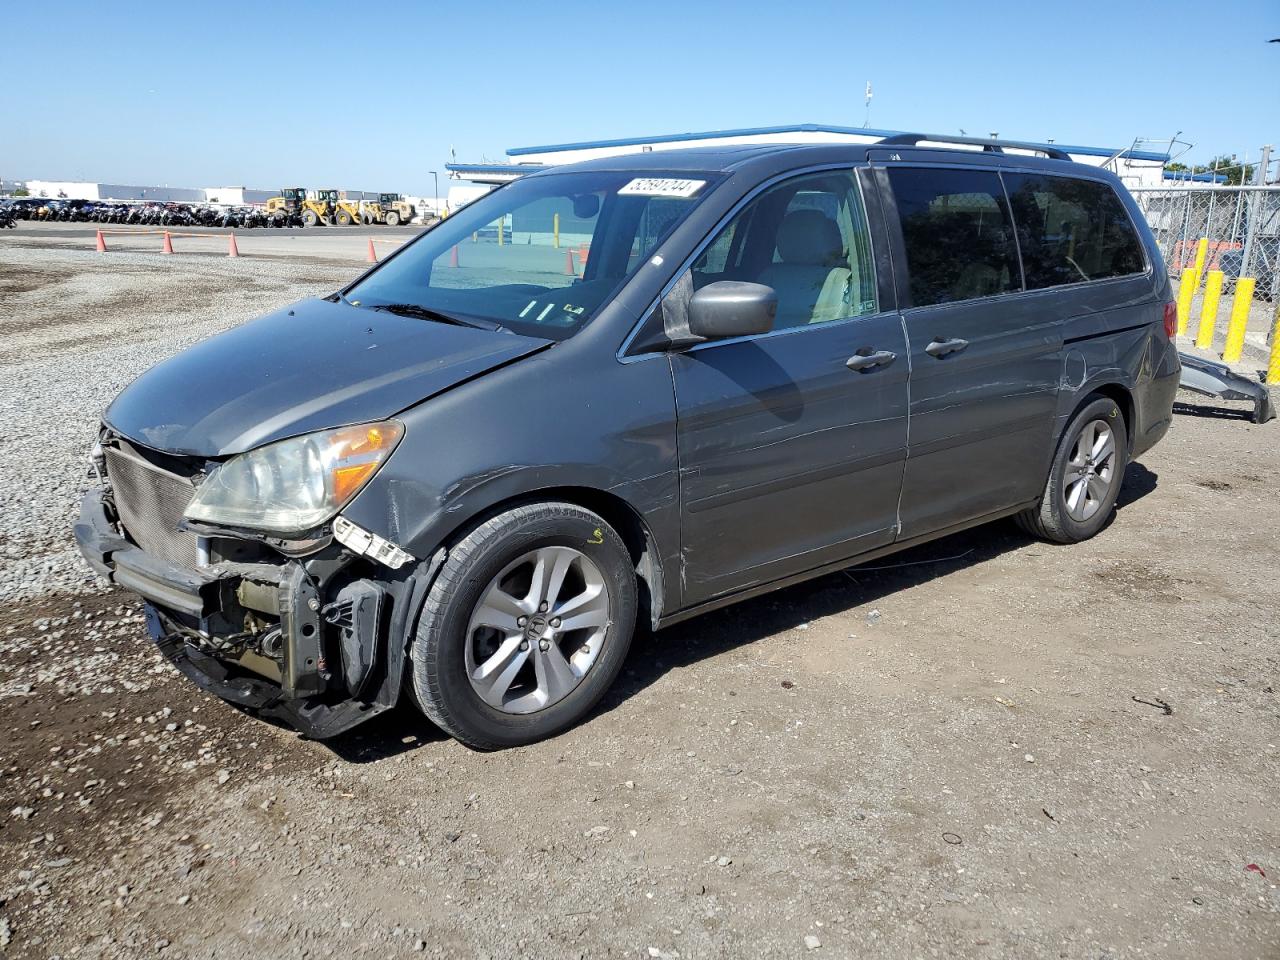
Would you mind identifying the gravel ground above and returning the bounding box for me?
[0,243,1278,960]
[0,246,353,604]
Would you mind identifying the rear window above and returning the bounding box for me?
[887,168,1020,307]
[1002,174,1146,288]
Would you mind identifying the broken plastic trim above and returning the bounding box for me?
[1177,352,1275,425]
[332,515,415,569]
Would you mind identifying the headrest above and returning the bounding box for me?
[776,209,844,265]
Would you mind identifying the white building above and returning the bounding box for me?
[446,123,1174,190]
[24,181,206,202]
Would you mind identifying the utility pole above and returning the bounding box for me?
[1239,144,1272,287]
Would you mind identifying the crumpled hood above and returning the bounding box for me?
[105,297,551,457]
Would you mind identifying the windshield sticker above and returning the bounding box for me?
[618,178,706,199]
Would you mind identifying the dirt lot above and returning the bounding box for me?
[0,238,1277,960]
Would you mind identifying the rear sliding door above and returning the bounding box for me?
[880,165,1062,539]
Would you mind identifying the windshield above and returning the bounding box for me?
[345,170,720,340]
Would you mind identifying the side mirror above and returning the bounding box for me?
[687,281,777,340]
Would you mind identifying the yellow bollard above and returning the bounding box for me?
[1192,237,1209,286]
[1195,270,1224,349]
[498,219,504,246]
[1175,269,1196,336]
[1222,277,1256,363]
[1268,303,1280,386]
[553,212,560,249]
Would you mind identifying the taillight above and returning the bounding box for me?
[1162,301,1177,339]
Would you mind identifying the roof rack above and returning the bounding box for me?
[876,133,1072,163]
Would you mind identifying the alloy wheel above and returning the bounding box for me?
[464,546,611,714]
[1062,418,1116,522]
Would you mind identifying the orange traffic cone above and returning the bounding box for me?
[577,243,589,265]
[563,250,576,276]
[367,238,378,263]
[227,233,239,258]
[95,229,107,253]
[162,231,174,255]
[449,244,459,268]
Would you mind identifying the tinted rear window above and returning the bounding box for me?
[887,167,1020,307]
[1003,174,1146,288]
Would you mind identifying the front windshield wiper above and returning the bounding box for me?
[366,302,507,333]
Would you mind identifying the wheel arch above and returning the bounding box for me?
[432,485,666,630]
[1073,380,1135,453]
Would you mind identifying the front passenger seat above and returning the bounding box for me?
[759,210,852,328]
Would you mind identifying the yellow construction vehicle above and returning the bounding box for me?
[331,192,368,227]
[301,189,340,226]
[373,192,416,226]
[265,187,307,220]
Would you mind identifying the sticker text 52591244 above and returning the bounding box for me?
[617,178,707,199]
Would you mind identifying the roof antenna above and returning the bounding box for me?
[863,82,873,128]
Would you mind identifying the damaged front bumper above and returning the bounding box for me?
[74,486,435,739]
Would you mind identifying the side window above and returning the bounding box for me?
[691,171,877,329]
[886,167,1020,307]
[1003,174,1146,287]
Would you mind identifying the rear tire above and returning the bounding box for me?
[302,210,318,227]
[336,210,352,226]
[411,503,637,750]
[386,211,401,226]
[1016,394,1128,544]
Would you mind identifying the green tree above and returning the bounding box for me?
[1166,155,1255,185]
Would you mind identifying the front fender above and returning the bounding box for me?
[340,342,683,610]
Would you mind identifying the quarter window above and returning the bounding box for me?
[1003,174,1146,287]
[887,168,1020,307]
[691,171,877,328]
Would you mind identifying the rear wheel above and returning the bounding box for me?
[336,209,352,226]
[1016,394,1128,543]
[411,503,636,750]
[386,211,401,226]
[302,209,318,227]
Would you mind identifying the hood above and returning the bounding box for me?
[105,298,551,457]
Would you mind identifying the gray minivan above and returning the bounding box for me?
[76,135,1180,749]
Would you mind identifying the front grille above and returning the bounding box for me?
[104,444,201,570]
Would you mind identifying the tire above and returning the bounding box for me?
[302,209,318,227]
[385,211,400,226]
[411,502,637,750]
[336,210,352,226]
[1016,394,1128,544]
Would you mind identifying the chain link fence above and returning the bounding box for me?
[1130,177,1279,304]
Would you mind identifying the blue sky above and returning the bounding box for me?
[3,0,1276,194]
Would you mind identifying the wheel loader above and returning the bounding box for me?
[298,189,341,227]
[331,192,368,227]
[265,187,325,225]
[373,192,416,226]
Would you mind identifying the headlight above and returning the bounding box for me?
[184,421,403,534]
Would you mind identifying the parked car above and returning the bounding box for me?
[76,136,1180,749]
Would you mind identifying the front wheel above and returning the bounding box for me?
[1017,394,1128,544]
[411,503,637,750]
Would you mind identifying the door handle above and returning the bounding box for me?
[925,337,969,358]
[846,350,897,372]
